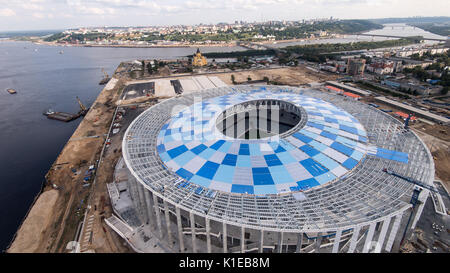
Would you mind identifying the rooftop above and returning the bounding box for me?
[156,91,368,195]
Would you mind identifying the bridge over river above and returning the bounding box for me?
[356,33,448,42]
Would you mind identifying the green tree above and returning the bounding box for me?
[147,63,153,74]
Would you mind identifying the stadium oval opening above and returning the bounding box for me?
[215,99,306,140]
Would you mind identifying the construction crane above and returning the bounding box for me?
[382,168,447,247]
[404,114,414,130]
[102,68,109,79]
[99,68,111,85]
[76,97,88,115]
[382,168,446,196]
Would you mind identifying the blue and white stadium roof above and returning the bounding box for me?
[157,90,375,195]
[122,85,433,231]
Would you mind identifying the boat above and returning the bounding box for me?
[7,88,17,94]
[99,77,110,85]
[44,109,55,116]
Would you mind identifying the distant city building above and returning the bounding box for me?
[347,58,366,76]
[366,59,394,75]
[388,57,434,72]
[381,78,443,95]
[192,48,208,67]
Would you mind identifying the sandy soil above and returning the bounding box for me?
[413,129,450,190]
[216,66,337,85]
[8,190,59,253]
[116,96,159,106]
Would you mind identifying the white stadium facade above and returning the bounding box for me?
[106,85,434,253]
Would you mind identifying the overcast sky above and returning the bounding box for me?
[0,0,449,31]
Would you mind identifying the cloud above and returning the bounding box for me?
[20,3,44,10]
[0,8,16,17]
[0,0,450,30]
[65,0,181,15]
[32,12,45,19]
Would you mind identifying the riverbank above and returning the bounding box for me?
[33,40,240,48]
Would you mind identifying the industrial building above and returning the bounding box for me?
[107,85,434,253]
[325,81,371,96]
[346,59,366,76]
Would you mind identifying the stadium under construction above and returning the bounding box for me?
[106,85,434,253]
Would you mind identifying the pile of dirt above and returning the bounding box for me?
[217,66,337,86]
[8,190,59,253]
[432,148,450,187]
[413,123,450,142]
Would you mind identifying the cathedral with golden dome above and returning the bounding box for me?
[192,48,208,67]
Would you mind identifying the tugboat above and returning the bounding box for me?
[7,88,17,94]
[44,108,55,116]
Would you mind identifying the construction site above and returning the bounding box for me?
[6,62,449,253]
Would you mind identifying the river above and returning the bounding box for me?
[270,23,448,48]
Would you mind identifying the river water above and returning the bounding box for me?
[0,41,245,251]
[0,23,446,251]
[270,23,447,48]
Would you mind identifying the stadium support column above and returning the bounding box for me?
[152,192,163,237]
[206,218,212,253]
[315,232,322,253]
[163,199,173,247]
[190,212,197,253]
[241,226,245,253]
[176,206,185,253]
[136,184,148,224]
[144,190,155,229]
[222,223,227,253]
[296,233,303,253]
[411,190,429,229]
[375,217,391,253]
[332,230,342,253]
[259,230,264,253]
[347,225,361,253]
[385,212,403,252]
[277,232,284,253]
[362,222,377,253]
[128,176,139,211]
